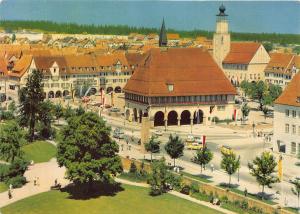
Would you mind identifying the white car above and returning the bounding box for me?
[154,129,163,136]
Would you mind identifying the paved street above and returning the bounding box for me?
[103,111,300,208]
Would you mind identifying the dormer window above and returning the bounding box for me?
[167,84,174,92]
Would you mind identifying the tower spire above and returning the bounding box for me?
[159,18,168,47]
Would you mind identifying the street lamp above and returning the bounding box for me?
[252,122,256,137]
[238,155,240,183]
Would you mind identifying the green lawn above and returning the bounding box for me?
[0,182,8,193]
[1,184,222,214]
[22,141,56,163]
[181,171,213,183]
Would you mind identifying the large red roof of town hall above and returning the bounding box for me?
[123,48,237,96]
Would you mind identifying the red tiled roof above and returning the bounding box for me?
[33,56,67,74]
[265,53,298,74]
[9,55,33,77]
[0,58,8,75]
[124,48,236,97]
[275,72,300,107]
[223,42,261,64]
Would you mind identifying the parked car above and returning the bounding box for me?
[113,128,125,139]
[220,145,233,155]
[186,134,195,143]
[114,128,124,134]
[110,107,120,112]
[154,129,163,136]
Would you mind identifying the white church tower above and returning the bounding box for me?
[213,4,231,67]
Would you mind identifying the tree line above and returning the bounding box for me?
[1,20,300,44]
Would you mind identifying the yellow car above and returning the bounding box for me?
[187,142,203,150]
[220,145,233,155]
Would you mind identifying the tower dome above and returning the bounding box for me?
[219,4,225,13]
[217,4,227,16]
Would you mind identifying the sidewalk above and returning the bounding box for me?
[0,158,68,208]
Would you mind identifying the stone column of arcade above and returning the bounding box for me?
[140,115,151,154]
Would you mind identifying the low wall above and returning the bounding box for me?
[121,157,294,214]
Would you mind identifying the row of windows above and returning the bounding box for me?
[99,71,131,77]
[285,109,300,118]
[125,93,229,104]
[70,65,129,72]
[285,124,300,135]
[223,63,248,70]
[291,142,300,155]
[265,72,291,79]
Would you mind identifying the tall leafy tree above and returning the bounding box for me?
[251,81,268,110]
[165,134,184,167]
[0,121,25,162]
[268,84,282,103]
[54,103,63,125]
[57,112,122,190]
[144,136,160,162]
[19,69,44,142]
[148,158,181,196]
[291,177,300,214]
[192,146,213,173]
[262,106,269,121]
[38,100,54,139]
[262,42,273,53]
[241,103,250,124]
[64,105,75,120]
[248,152,279,199]
[7,101,17,115]
[220,152,240,187]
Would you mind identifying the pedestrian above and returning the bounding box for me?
[34,177,37,186]
[121,144,124,151]
[8,189,12,199]
[9,184,13,191]
[210,163,214,173]
[244,188,248,197]
[54,179,58,186]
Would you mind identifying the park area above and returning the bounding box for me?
[1,184,222,214]
[22,141,56,163]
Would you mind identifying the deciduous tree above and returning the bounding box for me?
[241,103,250,124]
[0,121,25,162]
[165,134,184,167]
[57,112,122,190]
[144,136,160,162]
[54,104,63,125]
[192,147,213,173]
[248,152,279,199]
[221,152,240,187]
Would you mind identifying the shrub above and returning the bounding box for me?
[190,182,200,194]
[150,186,163,196]
[212,116,219,123]
[220,195,228,203]
[0,164,10,181]
[0,110,15,120]
[6,175,26,188]
[180,185,190,195]
[166,174,182,191]
[129,162,137,174]
[7,158,29,178]
[240,200,249,210]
